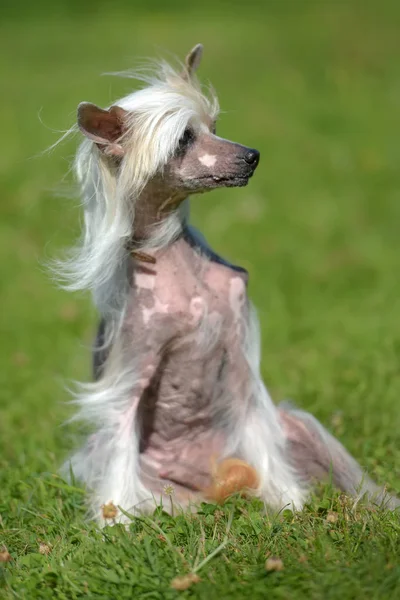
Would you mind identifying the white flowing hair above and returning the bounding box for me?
[52,60,219,321]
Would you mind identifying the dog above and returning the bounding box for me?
[56,44,398,521]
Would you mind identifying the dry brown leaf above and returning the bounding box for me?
[170,573,200,590]
[102,502,118,519]
[0,549,11,563]
[265,556,284,572]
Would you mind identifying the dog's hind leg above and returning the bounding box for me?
[279,404,399,509]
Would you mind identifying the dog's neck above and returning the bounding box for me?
[133,178,188,241]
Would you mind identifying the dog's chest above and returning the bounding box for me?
[132,240,248,337]
[135,240,250,456]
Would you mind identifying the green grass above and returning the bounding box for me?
[1,1,400,597]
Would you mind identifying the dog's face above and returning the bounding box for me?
[77,44,260,201]
[163,43,259,193]
[165,125,260,193]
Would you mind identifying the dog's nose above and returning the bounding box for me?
[243,149,260,167]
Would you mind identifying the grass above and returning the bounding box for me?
[1,1,400,597]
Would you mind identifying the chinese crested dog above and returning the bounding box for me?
[56,44,398,521]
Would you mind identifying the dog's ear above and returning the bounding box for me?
[77,102,128,156]
[182,43,203,80]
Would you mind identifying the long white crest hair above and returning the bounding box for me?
[53,47,219,327]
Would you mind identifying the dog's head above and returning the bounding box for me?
[165,117,260,192]
[77,44,260,199]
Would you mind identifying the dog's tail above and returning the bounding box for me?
[279,403,399,510]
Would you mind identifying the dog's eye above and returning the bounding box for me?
[178,128,195,150]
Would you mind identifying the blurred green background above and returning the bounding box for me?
[1,0,400,499]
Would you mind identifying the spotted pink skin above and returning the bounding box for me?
[89,233,398,510]
[112,237,249,498]
[93,234,388,507]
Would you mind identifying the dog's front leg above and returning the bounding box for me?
[67,327,173,521]
[94,341,166,516]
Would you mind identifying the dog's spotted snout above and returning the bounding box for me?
[243,149,260,167]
